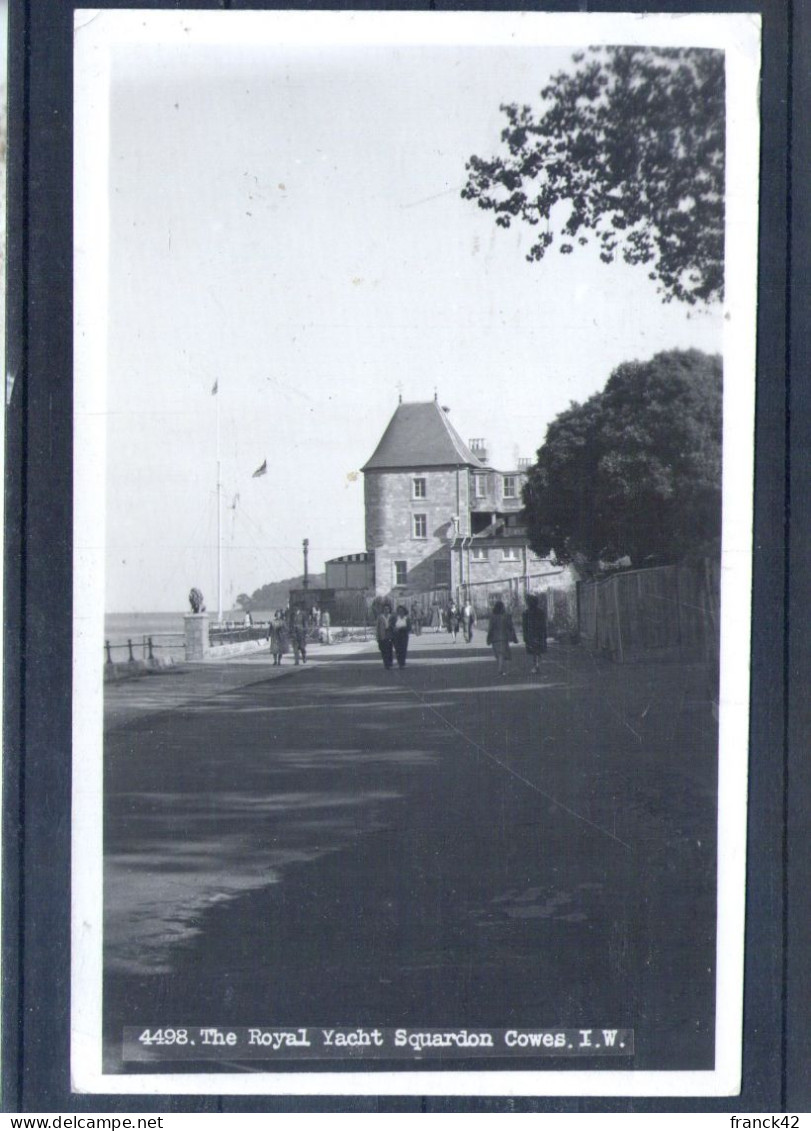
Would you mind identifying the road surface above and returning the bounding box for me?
[103,629,718,1076]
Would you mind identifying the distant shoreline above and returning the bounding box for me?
[103,610,265,650]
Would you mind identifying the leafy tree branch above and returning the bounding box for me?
[462,47,725,304]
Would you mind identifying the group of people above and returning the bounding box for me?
[425,599,477,642]
[308,604,332,644]
[269,595,548,674]
[266,606,310,666]
[375,593,548,674]
[447,599,477,643]
[266,604,334,665]
[376,603,413,669]
[486,593,547,675]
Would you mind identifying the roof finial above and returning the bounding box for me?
[434,387,438,402]
[396,379,403,405]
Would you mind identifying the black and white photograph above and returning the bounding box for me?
[71,9,761,1097]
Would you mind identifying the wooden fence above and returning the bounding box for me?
[401,573,578,637]
[577,559,720,664]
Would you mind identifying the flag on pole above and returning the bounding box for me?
[252,459,267,478]
[211,379,218,396]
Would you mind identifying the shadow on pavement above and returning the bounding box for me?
[103,643,718,1076]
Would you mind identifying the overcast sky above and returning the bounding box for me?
[95,14,728,613]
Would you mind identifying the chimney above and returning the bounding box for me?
[469,437,489,464]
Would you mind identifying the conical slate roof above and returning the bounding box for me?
[362,401,485,471]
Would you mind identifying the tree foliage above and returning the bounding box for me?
[235,573,327,612]
[462,47,725,304]
[523,349,722,565]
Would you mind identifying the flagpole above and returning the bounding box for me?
[217,385,222,624]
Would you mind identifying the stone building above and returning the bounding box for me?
[361,398,565,603]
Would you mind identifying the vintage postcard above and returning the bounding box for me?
[72,9,760,1096]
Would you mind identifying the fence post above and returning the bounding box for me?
[127,638,135,663]
[612,579,624,663]
[105,640,112,665]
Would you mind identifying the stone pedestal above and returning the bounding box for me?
[184,613,210,661]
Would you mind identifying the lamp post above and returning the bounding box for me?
[303,538,310,590]
[450,515,461,602]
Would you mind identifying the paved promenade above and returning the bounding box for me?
[103,634,373,731]
[103,628,718,1075]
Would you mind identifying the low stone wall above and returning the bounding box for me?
[184,613,271,661]
[104,657,175,684]
[204,639,269,661]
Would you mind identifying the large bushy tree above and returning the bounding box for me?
[462,47,725,304]
[523,349,722,565]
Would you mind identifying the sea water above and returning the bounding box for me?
[103,612,187,662]
[103,609,256,663]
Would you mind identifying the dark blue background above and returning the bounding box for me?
[3,0,803,1113]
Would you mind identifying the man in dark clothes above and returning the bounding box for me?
[290,606,308,665]
[376,602,394,669]
[391,604,412,669]
[522,592,548,674]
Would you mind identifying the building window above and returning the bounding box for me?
[434,558,451,586]
[474,474,486,499]
[471,547,489,562]
[503,475,517,499]
[393,560,407,586]
[502,547,520,562]
[412,477,427,499]
[413,513,427,539]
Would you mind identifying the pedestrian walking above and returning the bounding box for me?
[320,608,332,645]
[486,599,518,675]
[290,606,308,665]
[391,604,411,669]
[461,599,476,643]
[410,602,422,636]
[376,601,394,669]
[431,600,441,633]
[522,593,548,673]
[268,613,289,665]
[447,601,460,642]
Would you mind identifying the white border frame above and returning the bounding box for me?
[72,8,761,1096]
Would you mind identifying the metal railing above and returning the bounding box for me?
[104,632,184,664]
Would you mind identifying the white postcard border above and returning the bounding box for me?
[72,8,761,1097]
